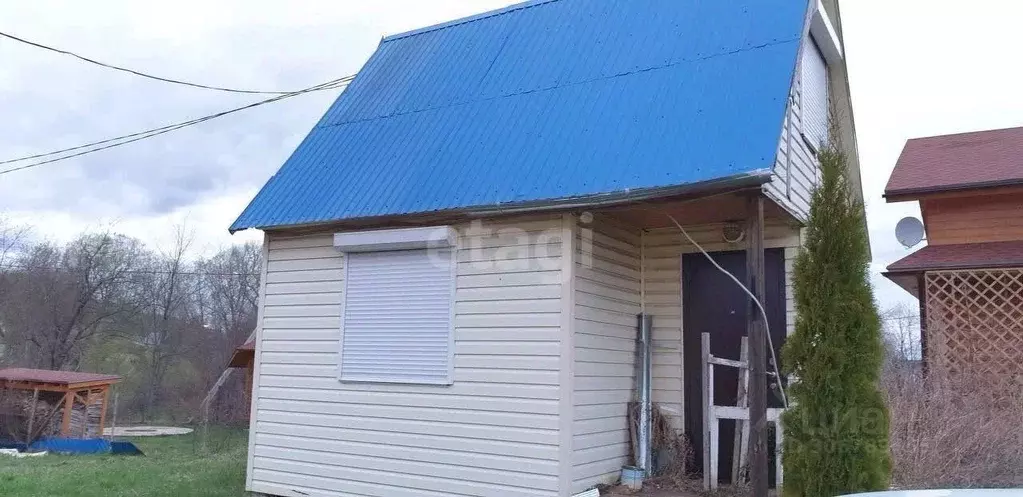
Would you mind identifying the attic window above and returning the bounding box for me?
[801,37,830,153]
[336,227,456,385]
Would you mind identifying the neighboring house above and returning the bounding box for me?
[230,1,858,496]
[884,126,1023,385]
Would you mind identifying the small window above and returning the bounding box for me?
[801,37,829,152]
[339,248,455,384]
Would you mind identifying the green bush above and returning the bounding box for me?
[781,142,891,496]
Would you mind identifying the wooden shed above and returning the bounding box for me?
[884,126,1023,385]
[0,368,120,440]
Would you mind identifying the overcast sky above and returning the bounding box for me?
[1,0,1021,311]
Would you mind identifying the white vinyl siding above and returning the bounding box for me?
[248,215,564,497]
[764,35,827,222]
[571,216,641,493]
[785,245,800,336]
[801,37,829,151]
[340,249,454,385]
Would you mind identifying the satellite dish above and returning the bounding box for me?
[895,217,925,248]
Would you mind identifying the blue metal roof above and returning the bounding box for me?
[231,0,808,231]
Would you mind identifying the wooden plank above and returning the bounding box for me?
[922,193,1023,245]
[701,332,711,491]
[712,406,784,422]
[1,381,74,393]
[746,195,769,497]
[776,416,784,489]
[709,356,747,369]
[732,336,750,484]
[64,380,119,390]
[709,416,719,490]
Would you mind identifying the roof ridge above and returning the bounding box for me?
[382,0,561,42]
[909,124,1023,142]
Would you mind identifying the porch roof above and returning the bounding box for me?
[886,240,1023,274]
[884,240,1023,298]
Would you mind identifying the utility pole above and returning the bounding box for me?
[745,195,768,497]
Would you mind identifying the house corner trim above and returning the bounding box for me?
[558,213,578,496]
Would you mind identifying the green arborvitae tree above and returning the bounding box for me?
[781,141,891,496]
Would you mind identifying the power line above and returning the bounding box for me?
[883,314,920,322]
[0,263,257,277]
[0,75,354,176]
[0,30,331,95]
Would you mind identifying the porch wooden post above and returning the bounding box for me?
[746,195,769,497]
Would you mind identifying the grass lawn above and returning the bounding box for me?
[0,428,248,497]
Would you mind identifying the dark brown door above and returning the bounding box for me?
[682,249,786,483]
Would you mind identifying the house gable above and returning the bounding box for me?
[764,0,861,222]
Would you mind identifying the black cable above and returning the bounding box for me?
[0,30,331,95]
[0,263,257,277]
[0,76,353,176]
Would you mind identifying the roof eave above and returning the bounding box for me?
[884,179,1023,202]
[234,169,774,234]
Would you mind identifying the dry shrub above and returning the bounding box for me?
[627,402,695,485]
[883,362,1023,488]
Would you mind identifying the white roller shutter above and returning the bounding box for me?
[340,248,454,384]
[802,37,829,151]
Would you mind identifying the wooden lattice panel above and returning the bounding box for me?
[925,269,1023,387]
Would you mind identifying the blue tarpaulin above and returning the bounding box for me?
[30,437,111,454]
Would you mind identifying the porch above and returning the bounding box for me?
[568,189,800,491]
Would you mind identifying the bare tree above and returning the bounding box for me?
[3,233,145,370]
[881,302,921,364]
[0,226,261,421]
[194,242,261,420]
[199,242,260,348]
[134,226,202,421]
[0,218,29,358]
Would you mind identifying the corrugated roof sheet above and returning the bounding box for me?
[886,125,1023,198]
[232,0,807,231]
[886,240,1023,273]
[0,368,121,386]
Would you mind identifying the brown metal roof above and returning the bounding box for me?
[885,125,1023,198]
[0,367,121,386]
[886,240,1023,273]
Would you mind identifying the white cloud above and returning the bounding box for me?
[0,0,515,253]
[1,0,1019,307]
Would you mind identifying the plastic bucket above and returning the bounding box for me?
[621,466,644,490]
